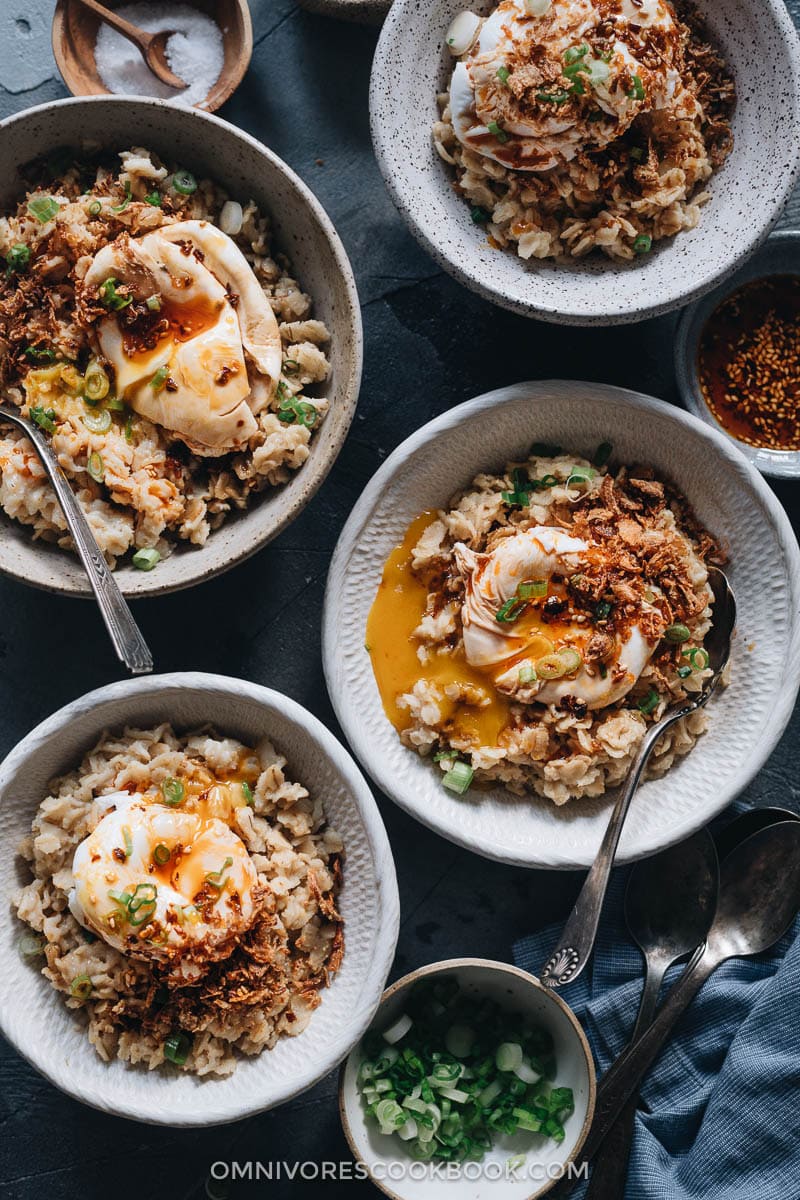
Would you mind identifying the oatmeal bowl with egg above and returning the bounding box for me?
[324,381,800,868]
[0,97,361,596]
[0,674,399,1124]
[370,0,800,323]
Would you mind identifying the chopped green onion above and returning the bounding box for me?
[161,777,185,806]
[122,824,133,858]
[84,361,110,401]
[567,467,596,488]
[111,181,132,213]
[241,780,255,806]
[5,242,31,275]
[277,392,318,429]
[512,1106,542,1132]
[132,546,160,570]
[665,623,691,643]
[24,343,56,363]
[27,196,60,224]
[144,191,162,207]
[433,749,457,762]
[638,688,660,715]
[445,1023,475,1058]
[164,1031,191,1066]
[383,1012,413,1044]
[518,579,548,599]
[599,663,608,679]
[487,120,509,143]
[124,411,135,443]
[595,600,612,620]
[564,43,589,64]
[83,408,111,434]
[70,974,92,1001]
[677,665,692,679]
[442,761,474,795]
[153,843,171,866]
[684,646,710,670]
[558,647,583,674]
[146,294,162,312]
[535,653,568,681]
[633,233,652,255]
[470,206,490,224]
[496,66,510,84]
[151,366,168,391]
[29,405,57,433]
[518,663,537,685]
[205,856,234,891]
[627,74,645,100]
[593,441,613,467]
[496,596,526,623]
[496,1042,523,1072]
[99,277,131,311]
[18,932,45,959]
[87,199,102,216]
[172,169,198,196]
[106,396,125,411]
[536,89,571,104]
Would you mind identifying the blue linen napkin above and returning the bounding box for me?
[513,812,800,1200]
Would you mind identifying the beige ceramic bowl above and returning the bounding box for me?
[0,96,362,597]
[339,958,596,1200]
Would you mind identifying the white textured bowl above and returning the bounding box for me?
[0,672,400,1125]
[0,97,362,597]
[370,0,800,325]
[339,959,596,1200]
[323,381,800,869]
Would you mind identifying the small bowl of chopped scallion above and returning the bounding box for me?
[339,959,596,1199]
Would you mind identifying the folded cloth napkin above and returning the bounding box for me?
[513,811,800,1200]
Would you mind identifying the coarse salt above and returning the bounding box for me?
[94,2,225,108]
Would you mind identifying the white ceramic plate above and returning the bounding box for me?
[339,959,596,1200]
[370,0,800,325]
[0,97,362,597]
[0,673,400,1125]
[323,381,800,869]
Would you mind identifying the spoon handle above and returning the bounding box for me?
[581,945,714,1163]
[0,408,153,674]
[73,0,153,49]
[583,959,668,1199]
[540,718,675,988]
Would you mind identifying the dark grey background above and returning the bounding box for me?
[0,1,798,1197]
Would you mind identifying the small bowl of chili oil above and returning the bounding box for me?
[676,231,800,478]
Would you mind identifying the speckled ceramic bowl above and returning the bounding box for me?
[675,230,800,479]
[0,97,362,597]
[0,672,400,1125]
[370,0,800,325]
[323,381,800,869]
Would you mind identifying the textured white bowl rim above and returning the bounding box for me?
[322,380,800,869]
[0,96,363,599]
[0,671,400,1125]
[369,0,800,326]
[338,958,597,1200]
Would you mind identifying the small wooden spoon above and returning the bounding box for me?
[73,0,186,89]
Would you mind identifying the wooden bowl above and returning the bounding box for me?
[52,0,253,112]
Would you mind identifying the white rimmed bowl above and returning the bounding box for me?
[323,380,800,869]
[339,959,596,1200]
[0,96,362,597]
[675,230,800,480]
[369,0,800,326]
[0,672,400,1126]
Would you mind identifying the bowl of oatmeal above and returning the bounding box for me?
[369,0,800,324]
[0,673,399,1124]
[323,381,800,867]
[0,97,362,596]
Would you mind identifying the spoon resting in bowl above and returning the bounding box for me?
[0,405,153,675]
[541,565,736,989]
[73,0,185,88]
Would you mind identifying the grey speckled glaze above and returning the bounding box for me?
[675,230,800,479]
[0,97,363,598]
[296,0,391,25]
[0,673,400,1125]
[370,0,800,326]
[323,382,800,869]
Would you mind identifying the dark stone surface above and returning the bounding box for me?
[0,2,797,1197]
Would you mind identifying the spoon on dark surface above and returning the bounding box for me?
[0,405,153,675]
[541,565,736,989]
[583,828,718,1198]
[579,819,800,1168]
[73,0,185,89]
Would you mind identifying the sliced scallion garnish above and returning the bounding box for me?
[83,408,111,434]
[638,688,660,715]
[132,546,160,570]
[86,451,105,483]
[164,1030,191,1065]
[70,974,92,1001]
[172,169,198,196]
[27,196,60,224]
[161,777,185,807]
[153,843,171,866]
[29,405,57,434]
[442,761,474,795]
[665,623,691,643]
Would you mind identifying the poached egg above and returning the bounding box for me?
[83,220,283,455]
[455,526,660,708]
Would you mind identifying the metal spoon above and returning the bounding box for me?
[579,819,800,1166]
[0,406,153,675]
[541,565,736,989]
[74,0,186,89]
[715,805,800,861]
[584,828,718,1198]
